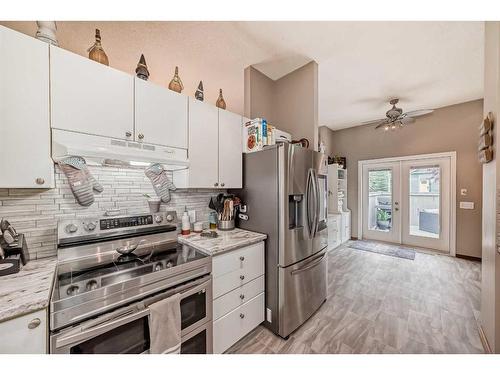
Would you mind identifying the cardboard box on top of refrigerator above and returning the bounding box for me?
[244,118,267,153]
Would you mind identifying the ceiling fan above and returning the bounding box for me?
[363,98,434,131]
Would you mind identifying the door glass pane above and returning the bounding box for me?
[368,169,392,232]
[409,166,440,238]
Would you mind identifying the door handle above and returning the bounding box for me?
[291,252,326,275]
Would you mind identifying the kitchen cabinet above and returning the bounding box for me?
[0,309,48,354]
[134,78,188,148]
[188,99,219,188]
[50,45,134,140]
[0,26,54,188]
[327,214,342,250]
[212,242,265,353]
[218,110,243,188]
[188,99,243,189]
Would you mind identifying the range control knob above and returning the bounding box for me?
[86,280,98,291]
[65,224,78,234]
[154,215,163,224]
[166,214,173,222]
[85,222,97,231]
[66,285,79,296]
[154,263,163,272]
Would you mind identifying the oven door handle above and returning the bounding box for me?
[55,308,150,348]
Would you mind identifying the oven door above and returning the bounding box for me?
[50,275,212,354]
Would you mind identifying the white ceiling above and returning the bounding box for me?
[1,21,484,130]
[235,21,485,130]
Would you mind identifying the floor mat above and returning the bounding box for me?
[349,240,416,260]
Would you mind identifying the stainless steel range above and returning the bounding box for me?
[49,211,212,354]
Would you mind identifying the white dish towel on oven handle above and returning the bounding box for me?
[148,293,181,354]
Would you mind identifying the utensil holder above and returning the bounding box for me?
[218,219,235,231]
[148,199,161,213]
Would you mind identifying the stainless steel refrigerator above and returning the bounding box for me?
[235,143,329,338]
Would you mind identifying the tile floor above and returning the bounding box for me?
[227,242,483,354]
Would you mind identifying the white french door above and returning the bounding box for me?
[360,153,455,254]
[362,162,401,243]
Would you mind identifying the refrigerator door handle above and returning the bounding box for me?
[306,169,314,239]
[311,170,320,237]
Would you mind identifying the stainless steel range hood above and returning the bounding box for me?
[52,129,189,171]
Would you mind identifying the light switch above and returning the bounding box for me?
[188,210,196,223]
[459,201,474,210]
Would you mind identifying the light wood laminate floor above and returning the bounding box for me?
[227,243,483,354]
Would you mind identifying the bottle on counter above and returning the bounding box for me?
[209,211,218,230]
[181,206,191,235]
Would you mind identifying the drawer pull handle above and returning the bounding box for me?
[28,318,41,329]
[240,313,245,319]
[239,256,245,261]
[240,275,245,280]
[240,294,245,300]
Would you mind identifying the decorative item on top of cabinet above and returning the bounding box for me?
[195,81,204,101]
[135,54,149,81]
[168,66,184,93]
[87,29,109,66]
[479,112,494,164]
[216,89,226,109]
[35,21,58,46]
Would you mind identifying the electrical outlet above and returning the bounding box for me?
[188,210,196,223]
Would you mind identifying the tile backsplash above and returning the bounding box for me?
[0,165,219,260]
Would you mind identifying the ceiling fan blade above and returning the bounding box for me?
[361,118,388,126]
[401,116,416,125]
[374,120,391,129]
[403,109,434,117]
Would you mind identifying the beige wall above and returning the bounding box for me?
[319,99,483,258]
[244,66,276,122]
[273,62,319,150]
[244,62,319,150]
[481,21,500,353]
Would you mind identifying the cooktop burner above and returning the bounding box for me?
[57,243,206,298]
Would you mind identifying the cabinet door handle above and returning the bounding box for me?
[239,256,245,261]
[28,318,41,329]
[125,131,132,138]
[35,178,45,185]
[214,182,219,187]
[138,133,144,140]
[240,294,245,300]
[240,313,245,319]
[240,275,245,280]
[221,183,225,187]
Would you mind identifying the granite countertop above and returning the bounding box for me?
[0,257,57,323]
[178,228,267,256]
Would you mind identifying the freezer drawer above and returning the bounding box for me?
[278,249,327,338]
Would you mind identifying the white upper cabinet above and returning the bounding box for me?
[134,78,188,148]
[218,110,242,188]
[50,46,134,140]
[188,99,219,188]
[188,98,243,189]
[0,26,54,188]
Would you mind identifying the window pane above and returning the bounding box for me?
[368,169,392,232]
[409,166,440,238]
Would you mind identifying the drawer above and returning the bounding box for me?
[212,242,264,278]
[213,292,265,354]
[213,265,264,299]
[213,275,264,320]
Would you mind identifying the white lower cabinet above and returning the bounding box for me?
[327,214,341,250]
[0,309,48,354]
[212,241,265,353]
[213,293,265,354]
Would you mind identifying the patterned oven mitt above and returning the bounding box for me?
[144,163,177,203]
[57,156,103,207]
